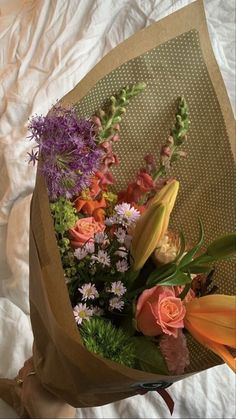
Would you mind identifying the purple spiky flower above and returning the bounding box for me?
[28,106,101,200]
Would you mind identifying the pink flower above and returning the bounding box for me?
[161,145,172,157]
[135,285,186,337]
[159,329,190,374]
[69,217,105,248]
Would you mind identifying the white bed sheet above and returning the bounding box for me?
[0,0,235,418]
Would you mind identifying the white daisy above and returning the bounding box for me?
[109,297,124,312]
[73,303,93,325]
[92,306,104,316]
[94,232,108,244]
[110,281,127,296]
[78,283,99,301]
[91,250,111,267]
[74,247,88,260]
[85,241,95,254]
[116,259,129,273]
[114,227,127,243]
[114,203,140,226]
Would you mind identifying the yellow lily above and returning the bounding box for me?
[131,180,179,271]
[184,294,236,372]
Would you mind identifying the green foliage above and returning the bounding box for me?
[50,198,78,237]
[128,224,236,298]
[131,337,169,375]
[80,318,136,368]
[50,198,78,281]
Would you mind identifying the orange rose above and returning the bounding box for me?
[135,285,186,337]
[69,217,105,248]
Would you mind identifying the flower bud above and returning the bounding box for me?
[153,230,180,265]
[131,180,179,270]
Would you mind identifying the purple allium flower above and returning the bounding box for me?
[27,148,39,166]
[28,106,101,200]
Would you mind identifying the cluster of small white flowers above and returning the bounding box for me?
[110,281,127,297]
[74,241,96,261]
[109,297,124,312]
[73,303,93,325]
[78,283,99,301]
[91,250,111,267]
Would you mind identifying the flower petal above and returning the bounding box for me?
[185,317,236,372]
[185,295,236,348]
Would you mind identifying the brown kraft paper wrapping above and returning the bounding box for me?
[1,0,235,410]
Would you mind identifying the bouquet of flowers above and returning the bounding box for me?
[26,80,235,412]
[1,2,234,415]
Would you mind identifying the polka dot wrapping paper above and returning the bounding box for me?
[26,1,236,408]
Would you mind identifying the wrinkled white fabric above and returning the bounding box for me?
[0,0,235,418]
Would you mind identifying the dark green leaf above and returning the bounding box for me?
[131,337,169,375]
[181,265,212,274]
[146,264,177,287]
[205,233,236,259]
[174,230,186,262]
[158,271,191,286]
[178,283,191,300]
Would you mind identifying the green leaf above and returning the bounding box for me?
[178,282,191,300]
[131,337,169,375]
[178,219,204,268]
[158,271,191,286]
[205,233,236,259]
[125,269,140,289]
[181,264,212,274]
[146,264,177,287]
[174,230,186,262]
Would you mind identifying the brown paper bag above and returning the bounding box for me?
[1,0,235,410]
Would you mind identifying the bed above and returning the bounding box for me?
[0,0,235,418]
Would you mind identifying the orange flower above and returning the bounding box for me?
[74,196,107,222]
[184,295,236,372]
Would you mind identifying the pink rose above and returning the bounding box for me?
[135,285,186,337]
[69,217,105,248]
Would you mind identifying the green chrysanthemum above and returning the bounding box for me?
[50,197,77,236]
[80,318,136,368]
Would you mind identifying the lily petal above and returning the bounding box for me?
[185,317,236,372]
